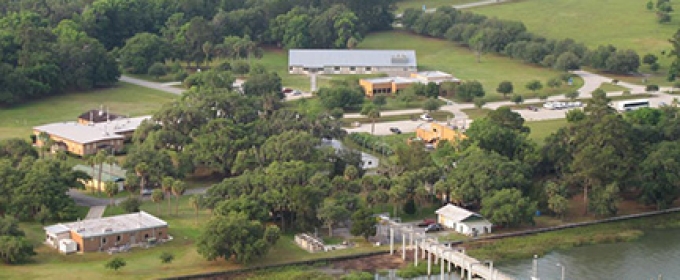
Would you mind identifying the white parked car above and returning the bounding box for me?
[420,114,434,122]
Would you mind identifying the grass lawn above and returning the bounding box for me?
[460,108,492,120]
[1,195,385,280]
[0,83,176,140]
[472,0,679,69]
[377,96,446,112]
[381,132,416,148]
[358,31,583,99]
[525,119,568,145]
[597,82,630,92]
[395,0,478,12]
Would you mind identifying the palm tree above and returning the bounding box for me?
[37,131,51,158]
[389,184,408,218]
[94,150,107,194]
[188,194,203,224]
[414,184,430,215]
[161,176,174,216]
[106,155,118,178]
[135,163,149,196]
[171,180,186,216]
[360,104,381,135]
[85,155,97,194]
[104,181,119,206]
[151,189,165,215]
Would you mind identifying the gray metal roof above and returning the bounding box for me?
[44,224,70,235]
[289,49,417,68]
[33,116,150,144]
[48,211,167,238]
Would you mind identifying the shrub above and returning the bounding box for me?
[403,198,416,215]
[120,197,141,213]
[646,84,660,92]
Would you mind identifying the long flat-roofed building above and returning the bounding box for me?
[33,116,151,156]
[44,211,168,253]
[288,49,417,75]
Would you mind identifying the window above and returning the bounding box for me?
[116,235,121,242]
[144,234,149,240]
[158,231,162,237]
[102,237,107,244]
[365,67,372,71]
[334,66,340,71]
[350,66,356,71]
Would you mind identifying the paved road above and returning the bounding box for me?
[68,189,110,207]
[120,75,186,95]
[396,0,508,18]
[68,186,210,207]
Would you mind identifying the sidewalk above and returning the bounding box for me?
[85,205,106,220]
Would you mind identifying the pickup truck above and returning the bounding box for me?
[417,219,436,227]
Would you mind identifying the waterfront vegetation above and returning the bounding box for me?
[467,212,680,263]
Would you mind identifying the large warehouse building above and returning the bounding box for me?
[288,49,417,75]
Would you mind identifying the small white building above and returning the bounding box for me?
[59,239,78,254]
[435,204,492,236]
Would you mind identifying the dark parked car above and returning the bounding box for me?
[425,223,444,233]
[417,219,436,227]
[389,127,402,134]
[527,105,538,112]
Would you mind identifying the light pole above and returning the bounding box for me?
[556,263,565,280]
[531,255,539,280]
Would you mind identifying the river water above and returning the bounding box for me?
[375,228,680,280]
[496,228,680,280]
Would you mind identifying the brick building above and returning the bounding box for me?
[44,211,168,253]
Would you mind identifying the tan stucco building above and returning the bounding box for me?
[359,71,460,97]
[33,116,150,156]
[44,211,168,253]
[415,123,467,147]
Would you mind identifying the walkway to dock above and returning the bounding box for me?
[377,216,515,280]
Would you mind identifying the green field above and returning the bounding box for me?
[395,0,478,12]
[597,82,630,92]
[473,0,679,69]
[525,119,567,145]
[357,31,583,99]
[0,83,176,140]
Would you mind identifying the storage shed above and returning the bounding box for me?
[435,204,492,236]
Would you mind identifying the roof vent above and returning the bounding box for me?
[104,228,112,232]
[391,54,409,64]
